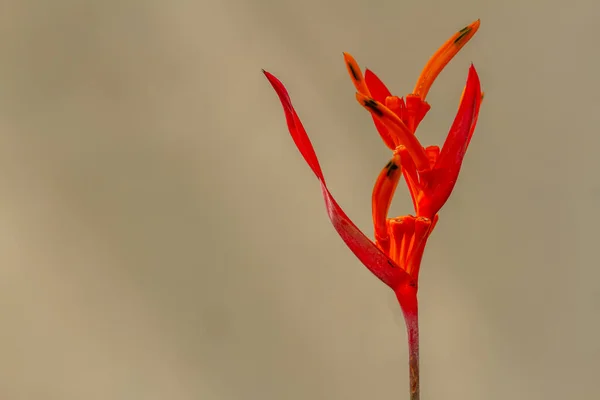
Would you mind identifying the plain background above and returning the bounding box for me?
[1,0,599,399]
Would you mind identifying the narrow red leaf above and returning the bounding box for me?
[263,70,409,288]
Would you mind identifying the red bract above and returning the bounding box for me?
[263,70,411,290]
[264,20,482,400]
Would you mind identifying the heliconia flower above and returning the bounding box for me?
[263,20,482,400]
[349,64,481,280]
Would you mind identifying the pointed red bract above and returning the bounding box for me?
[436,64,481,171]
[320,182,406,287]
[365,69,393,143]
[364,69,392,102]
[263,70,410,289]
[419,65,482,217]
[263,70,324,181]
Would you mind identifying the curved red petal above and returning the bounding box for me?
[264,70,409,288]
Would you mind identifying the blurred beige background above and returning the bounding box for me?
[0,0,599,399]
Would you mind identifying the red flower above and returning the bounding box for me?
[263,20,482,400]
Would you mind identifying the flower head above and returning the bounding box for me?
[264,20,482,293]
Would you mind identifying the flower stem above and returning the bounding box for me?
[396,288,420,400]
[406,311,420,400]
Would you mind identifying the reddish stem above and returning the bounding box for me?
[396,287,420,400]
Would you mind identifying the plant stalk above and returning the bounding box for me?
[396,288,420,400]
